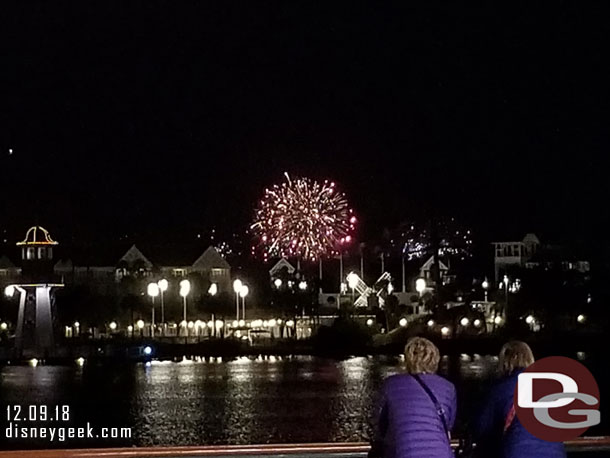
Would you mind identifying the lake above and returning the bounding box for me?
[0,351,606,450]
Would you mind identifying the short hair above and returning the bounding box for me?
[404,337,440,374]
[499,341,535,375]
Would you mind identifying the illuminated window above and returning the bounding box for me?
[27,247,35,260]
[173,269,186,277]
[211,268,226,277]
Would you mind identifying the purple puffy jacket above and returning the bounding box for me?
[372,373,457,458]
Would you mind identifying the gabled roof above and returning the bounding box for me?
[0,255,17,270]
[118,244,153,268]
[192,246,230,270]
[419,255,448,272]
[269,258,296,276]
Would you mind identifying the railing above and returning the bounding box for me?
[1,438,609,458]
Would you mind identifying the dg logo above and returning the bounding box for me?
[515,356,600,442]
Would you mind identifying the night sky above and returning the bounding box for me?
[2,2,608,250]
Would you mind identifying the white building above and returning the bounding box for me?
[492,233,540,281]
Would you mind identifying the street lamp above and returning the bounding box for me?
[136,319,144,337]
[347,272,358,305]
[482,279,489,302]
[147,282,159,337]
[298,281,307,291]
[415,278,427,296]
[4,285,15,297]
[109,321,117,331]
[180,279,191,336]
[233,279,243,320]
[239,285,249,320]
[158,279,168,331]
[274,278,282,289]
[502,275,509,320]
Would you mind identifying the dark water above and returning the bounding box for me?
[0,352,606,449]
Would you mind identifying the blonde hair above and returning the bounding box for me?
[405,337,440,374]
[499,341,535,375]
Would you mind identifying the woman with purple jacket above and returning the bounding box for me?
[473,341,566,458]
[371,337,457,458]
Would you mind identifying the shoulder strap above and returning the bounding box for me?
[412,374,450,439]
[504,404,516,434]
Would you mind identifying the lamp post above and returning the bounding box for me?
[502,274,509,316]
[347,272,358,306]
[158,279,168,334]
[147,282,160,337]
[482,279,489,302]
[180,279,191,337]
[415,278,426,313]
[239,285,249,321]
[233,279,243,321]
[298,281,307,318]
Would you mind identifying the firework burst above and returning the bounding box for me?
[251,173,356,261]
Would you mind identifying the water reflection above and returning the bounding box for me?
[0,353,605,449]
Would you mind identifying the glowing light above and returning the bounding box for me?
[494,316,503,325]
[577,314,586,324]
[415,278,426,294]
[286,320,295,327]
[74,321,80,328]
[76,357,85,366]
[238,319,245,327]
[179,279,191,297]
[215,320,224,329]
[273,278,282,288]
[251,174,356,260]
[29,358,39,367]
[298,281,307,291]
[147,282,160,297]
[188,321,195,329]
[473,319,482,327]
[4,285,15,297]
[525,315,534,324]
[109,321,117,331]
[427,319,435,327]
[180,320,187,328]
[366,318,374,326]
[399,318,408,327]
[17,226,58,246]
[233,279,243,294]
[347,272,359,289]
[268,319,277,327]
[143,346,153,355]
[127,325,133,332]
[482,280,489,290]
[239,285,249,298]
[158,279,169,292]
[460,317,469,327]
[441,326,450,336]
[208,283,218,296]
[136,320,145,329]
[232,320,238,327]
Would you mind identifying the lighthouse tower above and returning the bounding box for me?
[12,226,63,359]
